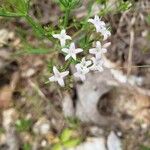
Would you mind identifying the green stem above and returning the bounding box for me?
[64,9,70,28]
[25,15,51,40]
[63,59,72,71]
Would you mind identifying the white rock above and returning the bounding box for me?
[2,108,18,131]
[70,137,106,150]
[33,117,50,135]
[22,68,36,77]
[41,140,47,147]
[62,93,75,117]
[0,29,14,47]
[107,131,122,150]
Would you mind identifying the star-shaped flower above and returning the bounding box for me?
[52,29,71,47]
[62,43,83,61]
[90,57,104,72]
[74,57,91,81]
[89,41,111,58]
[99,27,111,40]
[49,66,69,87]
[75,57,92,73]
[88,15,106,33]
[74,68,87,81]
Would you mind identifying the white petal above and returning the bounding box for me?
[75,48,83,54]
[60,71,69,78]
[52,34,60,39]
[70,42,75,50]
[97,66,104,72]
[60,39,66,47]
[53,66,60,75]
[89,48,97,54]
[101,48,107,53]
[95,15,99,21]
[65,35,71,40]
[62,48,69,53]
[96,41,101,48]
[74,72,86,81]
[61,29,66,35]
[65,54,71,61]
[103,42,111,48]
[71,54,76,60]
[57,78,65,87]
[49,76,56,82]
[107,131,122,150]
[86,60,92,66]
[88,19,94,24]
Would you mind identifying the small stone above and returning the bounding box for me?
[41,140,47,147]
[33,117,50,135]
[22,68,36,77]
[2,108,18,131]
[89,126,104,136]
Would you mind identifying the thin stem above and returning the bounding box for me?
[63,59,72,71]
[127,29,134,77]
[25,15,51,40]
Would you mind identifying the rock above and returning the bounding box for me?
[69,137,106,150]
[0,29,14,47]
[33,117,50,135]
[75,71,114,126]
[89,126,104,136]
[22,68,36,78]
[62,93,75,117]
[2,108,18,131]
[107,131,122,150]
[5,127,20,150]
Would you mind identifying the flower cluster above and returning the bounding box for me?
[49,15,111,87]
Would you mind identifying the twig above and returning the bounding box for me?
[127,29,134,76]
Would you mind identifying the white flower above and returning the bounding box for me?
[76,57,92,72]
[62,42,83,61]
[90,57,104,72]
[52,29,71,47]
[49,66,69,87]
[74,58,91,81]
[74,68,88,81]
[88,15,111,40]
[88,15,106,33]
[100,27,111,40]
[89,41,111,58]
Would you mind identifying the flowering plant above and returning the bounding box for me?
[0,0,114,87]
[49,14,111,87]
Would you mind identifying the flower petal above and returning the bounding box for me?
[57,78,65,87]
[60,71,69,78]
[60,39,66,47]
[75,48,83,54]
[89,48,97,54]
[71,54,76,60]
[65,54,71,61]
[103,42,111,48]
[65,35,71,40]
[53,66,60,75]
[49,76,56,82]
[70,42,75,50]
[62,48,69,53]
[52,34,60,39]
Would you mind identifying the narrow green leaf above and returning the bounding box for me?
[24,47,51,55]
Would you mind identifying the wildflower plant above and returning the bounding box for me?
[1,0,133,88]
